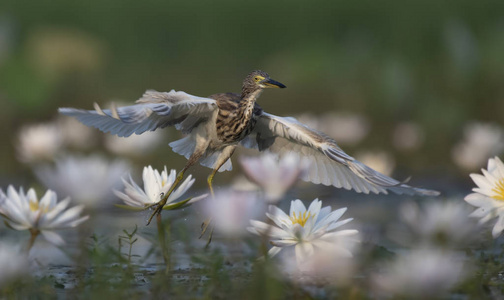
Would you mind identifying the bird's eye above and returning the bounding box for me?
[254,76,261,82]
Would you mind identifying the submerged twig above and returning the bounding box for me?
[27,228,40,254]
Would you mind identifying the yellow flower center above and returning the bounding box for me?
[29,200,39,212]
[492,178,504,201]
[290,211,313,227]
[29,199,49,213]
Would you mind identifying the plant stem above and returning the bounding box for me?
[156,213,171,274]
[128,239,133,264]
[27,228,40,254]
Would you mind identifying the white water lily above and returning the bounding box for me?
[452,122,504,170]
[248,198,358,265]
[201,189,266,237]
[35,155,129,207]
[17,122,63,163]
[296,112,370,146]
[392,122,425,151]
[104,130,164,156]
[57,116,96,149]
[390,200,479,248]
[464,156,504,238]
[239,153,308,203]
[279,233,359,286]
[354,150,395,177]
[114,165,206,209]
[0,186,89,245]
[372,249,468,298]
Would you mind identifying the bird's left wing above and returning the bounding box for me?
[242,112,439,196]
[59,90,218,137]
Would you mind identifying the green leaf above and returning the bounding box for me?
[3,220,15,230]
[115,198,193,212]
[114,204,147,211]
[0,212,13,222]
[162,197,193,211]
[54,282,65,289]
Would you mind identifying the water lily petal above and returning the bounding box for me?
[295,242,314,265]
[325,218,354,232]
[469,207,493,219]
[464,192,493,207]
[290,200,306,217]
[249,220,290,239]
[168,175,195,203]
[47,205,85,228]
[492,214,504,238]
[470,174,493,192]
[268,246,282,258]
[41,230,65,246]
[314,207,347,231]
[270,239,298,247]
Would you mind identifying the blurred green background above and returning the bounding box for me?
[1,0,503,187]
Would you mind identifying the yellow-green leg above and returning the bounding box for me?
[206,146,235,198]
[207,170,218,198]
[201,152,233,241]
[200,169,218,240]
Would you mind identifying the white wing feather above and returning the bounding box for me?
[244,112,439,196]
[58,90,217,137]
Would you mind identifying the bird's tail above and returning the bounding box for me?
[169,136,195,160]
[169,137,232,172]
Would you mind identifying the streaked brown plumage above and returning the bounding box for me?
[213,92,263,144]
[59,70,439,225]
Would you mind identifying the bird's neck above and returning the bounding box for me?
[239,88,262,115]
[241,87,263,103]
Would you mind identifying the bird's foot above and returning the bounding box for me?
[200,217,214,248]
[199,217,213,238]
[146,204,162,226]
[146,192,170,226]
[145,170,186,226]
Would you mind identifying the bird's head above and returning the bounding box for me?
[243,70,286,92]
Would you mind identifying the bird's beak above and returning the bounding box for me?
[262,78,286,88]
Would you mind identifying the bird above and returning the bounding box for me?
[59,70,439,224]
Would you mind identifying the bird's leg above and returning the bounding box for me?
[206,146,236,198]
[200,168,220,240]
[207,169,218,198]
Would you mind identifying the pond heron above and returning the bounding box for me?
[59,70,439,224]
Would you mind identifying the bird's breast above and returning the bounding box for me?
[215,108,257,145]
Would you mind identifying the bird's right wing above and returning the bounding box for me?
[242,112,439,196]
[59,90,218,137]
